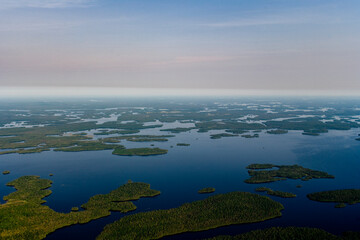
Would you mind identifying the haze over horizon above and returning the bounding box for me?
[1,0,359,92]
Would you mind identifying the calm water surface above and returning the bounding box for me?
[1,129,360,239]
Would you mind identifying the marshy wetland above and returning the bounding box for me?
[1,97,360,239]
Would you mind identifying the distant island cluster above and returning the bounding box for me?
[1,99,360,239]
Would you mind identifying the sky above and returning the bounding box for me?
[1,0,360,94]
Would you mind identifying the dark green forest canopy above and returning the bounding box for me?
[112,147,168,156]
[210,133,238,139]
[206,227,340,240]
[176,143,190,146]
[245,164,334,184]
[198,187,215,194]
[255,187,296,198]
[97,192,284,240]
[0,176,160,240]
[307,189,360,207]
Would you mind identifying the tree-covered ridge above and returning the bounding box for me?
[112,147,168,156]
[0,176,160,240]
[97,192,284,240]
[255,187,296,198]
[206,227,340,240]
[245,164,334,184]
[307,189,360,208]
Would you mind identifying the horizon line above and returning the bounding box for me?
[1,86,360,98]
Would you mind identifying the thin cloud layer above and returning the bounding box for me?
[0,0,95,9]
[1,0,359,92]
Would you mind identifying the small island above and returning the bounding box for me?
[177,143,190,146]
[160,127,195,133]
[112,147,168,156]
[267,129,288,134]
[255,187,296,198]
[307,189,360,208]
[302,132,320,136]
[97,192,284,240]
[210,133,238,139]
[2,170,10,175]
[244,164,334,184]
[54,141,120,152]
[198,187,215,194]
[71,207,79,212]
[241,134,259,138]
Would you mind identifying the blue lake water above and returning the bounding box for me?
[1,128,360,239]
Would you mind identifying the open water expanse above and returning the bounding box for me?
[1,97,360,239]
[1,127,360,239]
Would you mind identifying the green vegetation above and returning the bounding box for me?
[0,176,160,239]
[160,127,195,133]
[198,187,215,194]
[102,135,173,143]
[0,99,359,157]
[1,100,359,157]
[245,164,334,184]
[206,227,339,240]
[302,129,328,136]
[2,170,10,175]
[97,192,284,240]
[342,231,360,240]
[267,129,288,134]
[255,187,296,198]
[127,138,168,142]
[112,147,168,156]
[335,203,347,208]
[302,132,320,136]
[71,207,79,212]
[247,164,275,170]
[196,121,266,133]
[241,134,259,138]
[0,148,50,155]
[225,129,248,134]
[0,120,166,155]
[176,143,190,146]
[307,189,360,207]
[210,133,238,139]
[54,141,119,152]
[94,130,140,135]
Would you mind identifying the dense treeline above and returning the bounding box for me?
[97,192,284,240]
[307,189,360,207]
[244,164,334,184]
[0,176,160,239]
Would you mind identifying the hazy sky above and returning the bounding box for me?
[1,0,360,92]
